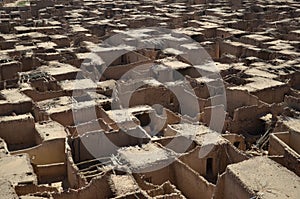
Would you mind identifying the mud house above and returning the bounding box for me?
[0,0,299,198]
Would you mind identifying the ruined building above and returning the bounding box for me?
[0,0,300,198]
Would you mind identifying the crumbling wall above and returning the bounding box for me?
[200,105,227,132]
[284,95,300,111]
[22,89,65,102]
[223,143,248,164]
[15,184,58,197]
[155,136,197,154]
[0,61,21,81]
[67,118,110,137]
[179,142,248,184]
[129,87,179,113]
[269,132,300,176]
[53,171,113,199]
[226,89,259,116]
[66,150,87,189]
[228,104,271,135]
[134,158,215,199]
[269,132,288,156]
[138,164,174,186]
[133,173,159,190]
[48,110,74,126]
[111,191,149,199]
[12,138,67,184]
[11,138,65,165]
[221,134,246,150]
[0,114,41,151]
[213,168,254,199]
[252,84,290,104]
[70,130,146,163]
[103,60,152,80]
[179,146,204,176]
[173,160,215,199]
[0,100,32,116]
[36,162,66,184]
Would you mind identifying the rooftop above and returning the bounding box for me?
[118,143,176,170]
[227,156,300,199]
[0,154,37,186]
